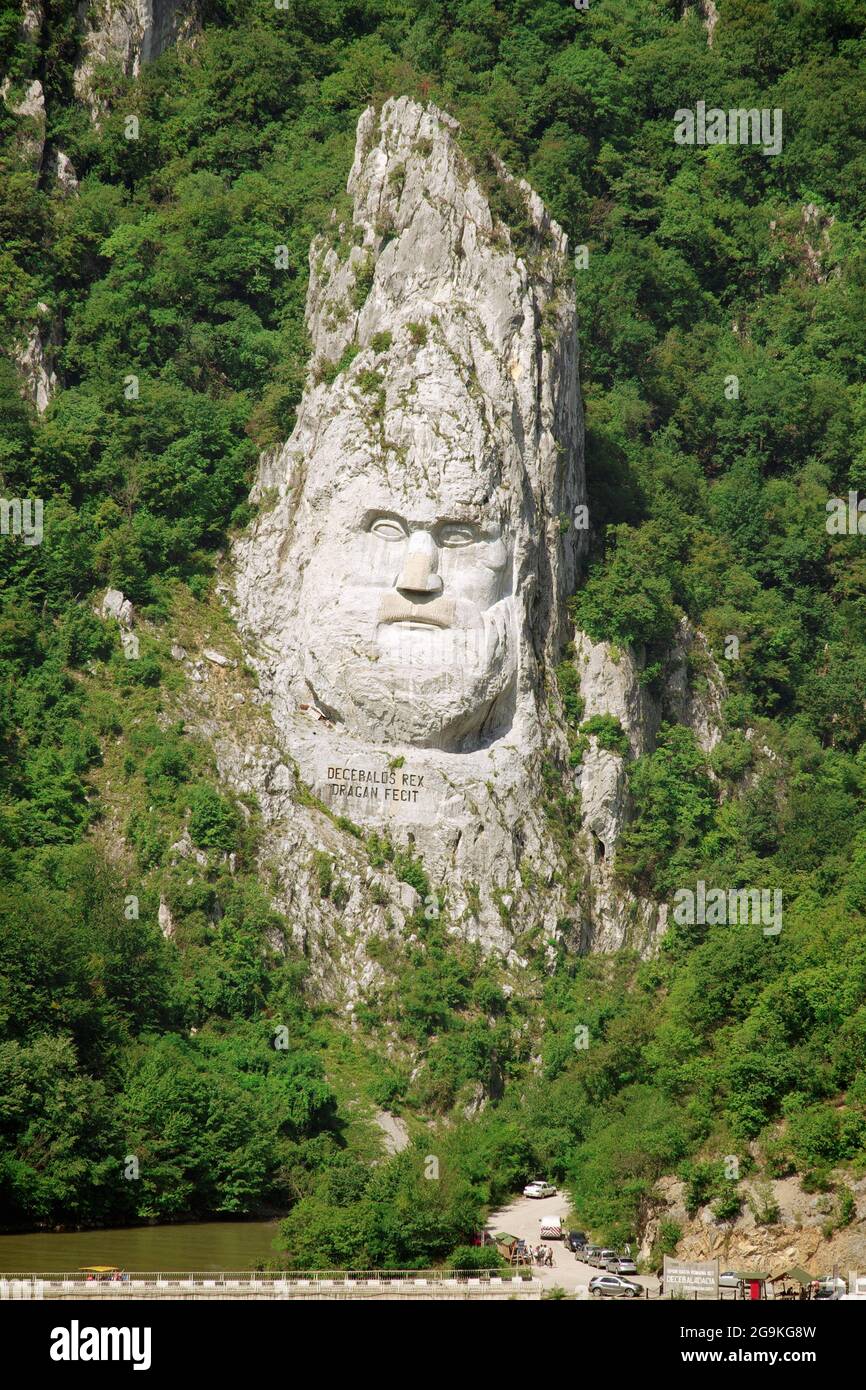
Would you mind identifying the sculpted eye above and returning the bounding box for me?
[370,517,407,542]
[439,524,476,547]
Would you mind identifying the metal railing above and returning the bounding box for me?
[1,1269,541,1299]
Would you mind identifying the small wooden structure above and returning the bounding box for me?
[733,1270,770,1300]
[494,1233,531,1267]
[770,1267,813,1300]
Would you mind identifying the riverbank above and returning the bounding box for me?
[0,1220,283,1273]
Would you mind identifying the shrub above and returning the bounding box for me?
[555,657,584,728]
[314,851,334,899]
[580,715,629,756]
[188,784,239,852]
[393,849,430,900]
[447,1244,504,1271]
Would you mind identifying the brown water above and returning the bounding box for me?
[0,1220,283,1273]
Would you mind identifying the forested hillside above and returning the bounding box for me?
[2,0,866,1267]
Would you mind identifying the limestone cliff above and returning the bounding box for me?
[0,74,45,169]
[642,1172,866,1283]
[575,619,726,951]
[74,0,199,114]
[176,97,725,994]
[14,302,59,413]
[225,96,588,983]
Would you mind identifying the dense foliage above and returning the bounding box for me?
[2,0,866,1255]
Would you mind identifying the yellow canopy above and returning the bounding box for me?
[79,1266,120,1273]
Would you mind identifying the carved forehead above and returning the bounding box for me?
[302,467,510,528]
[300,343,515,506]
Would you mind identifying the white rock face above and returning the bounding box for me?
[572,618,727,951]
[98,588,139,658]
[230,97,588,964]
[54,149,80,195]
[239,97,582,753]
[222,99,727,986]
[158,896,175,939]
[74,1,198,116]
[20,0,40,39]
[100,587,135,628]
[0,75,45,167]
[666,620,726,757]
[202,647,235,669]
[15,303,58,413]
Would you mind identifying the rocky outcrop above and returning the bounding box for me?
[642,1173,866,1280]
[217,96,591,984]
[573,618,726,952]
[0,0,45,153]
[683,0,719,47]
[173,97,727,993]
[769,203,839,286]
[74,1,199,116]
[100,587,135,628]
[14,302,59,413]
[698,0,719,46]
[374,1110,410,1155]
[158,896,175,939]
[54,149,80,195]
[0,75,46,168]
[98,587,138,657]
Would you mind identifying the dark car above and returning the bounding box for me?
[564,1231,588,1253]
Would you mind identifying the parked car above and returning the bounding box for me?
[595,1248,618,1269]
[523,1180,557,1199]
[539,1213,563,1239]
[719,1271,740,1289]
[589,1274,641,1299]
[583,1246,602,1265]
[606,1256,638,1275]
[564,1231,588,1253]
[814,1275,847,1299]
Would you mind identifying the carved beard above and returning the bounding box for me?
[301,596,517,751]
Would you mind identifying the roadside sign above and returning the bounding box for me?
[663,1256,719,1298]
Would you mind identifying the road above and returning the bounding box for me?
[485,1193,656,1298]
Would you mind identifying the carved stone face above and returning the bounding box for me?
[296,465,518,751]
[238,100,582,758]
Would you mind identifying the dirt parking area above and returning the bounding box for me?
[485,1193,655,1299]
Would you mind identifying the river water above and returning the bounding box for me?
[0,1221,283,1273]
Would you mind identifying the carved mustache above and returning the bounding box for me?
[378,592,456,629]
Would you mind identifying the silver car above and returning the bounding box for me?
[606,1256,638,1275]
[589,1274,641,1299]
[523,1181,557,1199]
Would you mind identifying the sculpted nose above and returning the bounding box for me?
[397,530,443,595]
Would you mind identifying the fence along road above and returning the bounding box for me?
[1,1270,544,1301]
